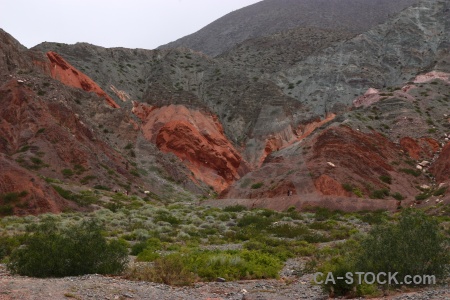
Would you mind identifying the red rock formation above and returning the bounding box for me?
[0,154,77,215]
[308,126,403,196]
[430,142,450,183]
[314,174,350,196]
[135,103,248,192]
[45,51,120,108]
[400,137,440,160]
[0,79,138,215]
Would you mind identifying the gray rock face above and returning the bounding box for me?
[31,0,450,168]
[275,0,450,119]
[158,0,419,57]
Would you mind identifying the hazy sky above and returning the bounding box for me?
[0,0,261,50]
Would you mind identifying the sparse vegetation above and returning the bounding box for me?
[399,168,421,177]
[315,209,450,297]
[250,182,263,189]
[7,219,128,277]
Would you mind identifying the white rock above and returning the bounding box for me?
[420,184,430,190]
[327,162,336,167]
[438,183,447,189]
[416,165,423,170]
[419,160,430,166]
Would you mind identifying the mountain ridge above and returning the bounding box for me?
[158,0,419,56]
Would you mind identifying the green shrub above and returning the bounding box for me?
[223,205,247,212]
[416,191,432,201]
[342,183,353,192]
[317,209,450,296]
[134,238,162,259]
[250,182,263,189]
[154,212,181,225]
[61,168,74,177]
[94,185,110,191]
[1,191,27,204]
[80,175,97,184]
[392,192,405,200]
[127,253,195,286]
[270,223,310,238]
[52,185,75,200]
[399,168,421,177]
[312,207,343,221]
[379,175,392,184]
[352,187,363,198]
[185,249,282,281]
[7,219,129,277]
[357,209,450,286]
[0,205,14,216]
[359,210,388,225]
[0,235,23,260]
[370,188,390,199]
[433,187,447,196]
[237,214,272,228]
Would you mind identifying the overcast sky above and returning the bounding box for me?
[0,0,261,50]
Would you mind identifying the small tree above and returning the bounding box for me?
[357,209,450,284]
[7,219,128,277]
[319,209,450,297]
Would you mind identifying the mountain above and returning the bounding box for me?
[158,0,419,57]
[1,0,450,216]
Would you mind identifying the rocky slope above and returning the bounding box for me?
[158,0,418,57]
[275,0,450,119]
[1,0,450,214]
[223,68,450,203]
[0,30,202,215]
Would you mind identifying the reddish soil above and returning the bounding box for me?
[223,126,423,204]
[0,154,77,215]
[0,79,138,214]
[430,142,450,183]
[134,103,249,192]
[205,194,400,212]
[45,52,120,108]
[314,174,351,196]
[400,137,440,160]
[308,126,400,195]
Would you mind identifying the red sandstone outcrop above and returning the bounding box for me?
[314,174,350,196]
[45,51,119,108]
[430,142,450,183]
[400,137,440,160]
[0,154,76,215]
[0,79,138,214]
[133,103,248,192]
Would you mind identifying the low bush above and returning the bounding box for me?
[317,209,450,297]
[223,204,247,212]
[7,219,129,277]
[250,182,264,189]
[391,192,404,200]
[399,168,421,177]
[128,249,283,285]
[357,209,450,282]
[370,188,390,199]
[379,175,392,184]
[0,235,23,261]
[127,254,195,286]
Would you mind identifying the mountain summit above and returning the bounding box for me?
[158,0,419,56]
